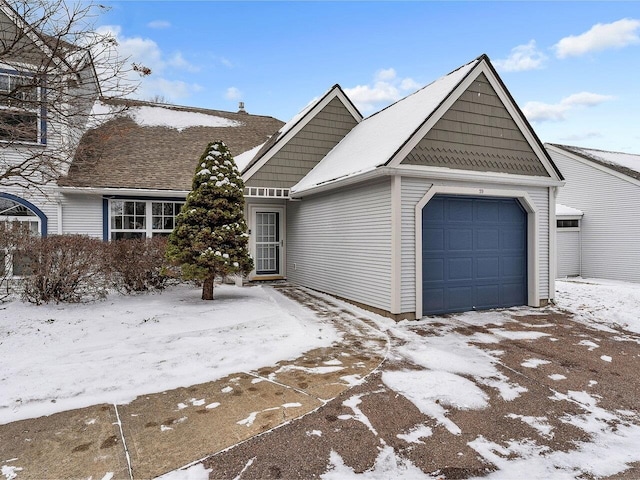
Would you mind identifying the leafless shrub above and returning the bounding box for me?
[20,234,109,304]
[108,236,170,294]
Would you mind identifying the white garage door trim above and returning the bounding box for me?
[415,185,540,317]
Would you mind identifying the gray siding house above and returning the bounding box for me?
[548,143,640,283]
[241,55,563,319]
[4,49,564,319]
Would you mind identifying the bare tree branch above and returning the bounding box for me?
[0,0,149,190]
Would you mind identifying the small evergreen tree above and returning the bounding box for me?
[166,141,253,300]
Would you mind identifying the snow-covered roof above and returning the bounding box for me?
[291,58,481,193]
[62,98,283,191]
[556,204,583,217]
[549,144,640,182]
[235,142,265,171]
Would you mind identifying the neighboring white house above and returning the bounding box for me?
[547,143,640,283]
[555,203,583,278]
[1,2,100,276]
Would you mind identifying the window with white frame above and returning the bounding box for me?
[0,71,41,144]
[109,199,184,240]
[0,197,40,277]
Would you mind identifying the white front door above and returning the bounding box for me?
[251,206,284,277]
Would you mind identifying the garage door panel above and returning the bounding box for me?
[448,257,473,280]
[502,256,526,277]
[423,258,445,282]
[423,197,445,222]
[476,228,499,250]
[501,229,526,250]
[424,228,445,251]
[423,288,445,312]
[475,284,500,308]
[448,198,473,222]
[448,229,473,250]
[500,200,525,223]
[476,257,500,279]
[447,286,474,310]
[502,283,526,304]
[475,200,500,222]
[422,195,527,316]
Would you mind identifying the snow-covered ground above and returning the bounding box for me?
[4,277,640,479]
[556,277,640,334]
[0,284,340,424]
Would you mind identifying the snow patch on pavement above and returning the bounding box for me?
[321,446,433,479]
[155,462,212,480]
[397,424,433,444]
[0,284,339,424]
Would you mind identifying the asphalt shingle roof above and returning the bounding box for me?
[60,98,284,191]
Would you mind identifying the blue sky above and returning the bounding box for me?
[96,1,640,153]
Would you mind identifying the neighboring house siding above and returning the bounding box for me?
[0,185,58,235]
[246,97,358,189]
[401,73,549,177]
[399,177,550,313]
[551,150,640,282]
[286,179,392,312]
[61,194,103,238]
[557,230,581,277]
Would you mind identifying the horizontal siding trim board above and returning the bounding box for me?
[292,164,563,199]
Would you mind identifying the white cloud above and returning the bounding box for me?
[94,25,202,102]
[225,87,242,101]
[554,18,640,58]
[523,91,614,122]
[560,131,604,142]
[344,68,421,113]
[147,20,171,29]
[494,40,547,72]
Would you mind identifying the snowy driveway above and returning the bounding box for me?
[200,280,640,479]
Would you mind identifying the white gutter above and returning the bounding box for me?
[291,165,565,199]
[56,186,190,197]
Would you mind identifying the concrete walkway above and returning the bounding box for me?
[0,285,389,479]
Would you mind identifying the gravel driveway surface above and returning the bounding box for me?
[200,288,640,479]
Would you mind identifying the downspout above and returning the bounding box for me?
[56,193,63,235]
[548,187,557,303]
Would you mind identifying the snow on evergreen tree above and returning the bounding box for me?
[166,141,253,300]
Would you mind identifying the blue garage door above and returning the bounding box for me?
[422,195,527,316]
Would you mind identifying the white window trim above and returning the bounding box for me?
[0,70,43,145]
[108,199,184,240]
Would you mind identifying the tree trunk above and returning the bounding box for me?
[202,276,214,300]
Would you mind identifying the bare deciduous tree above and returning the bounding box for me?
[0,0,149,189]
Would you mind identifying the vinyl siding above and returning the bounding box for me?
[246,97,358,189]
[557,230,581,277]
[286,179,392,312]
[401,73,549,177]
[60,194,103,238]
[552,149,640,282]
[400,177,550,313]
[0,185,58,236]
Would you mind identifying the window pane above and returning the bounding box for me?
[124,202,134,215]
[152,202,162,215]
[163,202,173,215]
[111,200,123,215]
[112,232,144,240]
[152,216,162,229]
[163,218,174,230]
[12,251,33,276]
[175,203,184,215]
[135,202,145,215]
